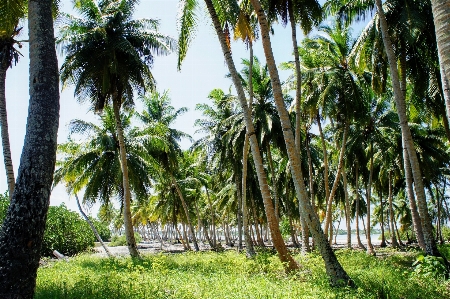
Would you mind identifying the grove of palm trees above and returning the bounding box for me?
[0,0,450,298]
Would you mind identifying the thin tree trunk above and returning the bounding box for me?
[355,160,366,250]
[75,194,112,257]
[379,191,386,248]
[430,0,450,124]
[171,173,199,251]
[251,192,265,247]
[317,113,330,223]
[205,186,217,249]
[342,165,351,249]
[388,172,399,248]
[241,41,255,257]
[0,67,15,200]
[0,1,59,296]
[176,224,189,251]
[266,145,280,223]
[305,131,315,250]
[204,0,297,271]
[325,123,349,242]
[112,100,139,258]
[366,142,375,255]
[250,0,351,286]
[235,172,243,250]
[376,0,441,257]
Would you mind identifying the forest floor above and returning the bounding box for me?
[35,243,450,299]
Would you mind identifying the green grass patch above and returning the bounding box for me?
[36,246,450,299]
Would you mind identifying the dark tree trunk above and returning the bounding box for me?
[0,1,60,297]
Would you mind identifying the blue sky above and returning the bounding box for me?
[3,0,367,215]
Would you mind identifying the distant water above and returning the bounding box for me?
[334,234,381,244]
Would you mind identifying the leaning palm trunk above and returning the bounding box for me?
[317,113,330,221]
[112,100,139,258]
[430,0,450,123]
[250,0,351,286]
[375,0,441,257]
[0,1,59,296]
[171,173,199,251]
[204,0,298,272]
[241,42,256,257]
[0,66,15,199]
[75,194,112,257]
[324,123,349,242]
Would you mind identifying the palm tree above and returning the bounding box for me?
[179,0,299,271]
[430,0,450,123]
[0,1,27,199]
[249,0,352,286]
[135,91,200,250]
[58,0,175,257]
[0,0,59,297]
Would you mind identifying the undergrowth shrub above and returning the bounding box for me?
[42,204,95,256]
[89,217,111,241]
[109,232,142,246]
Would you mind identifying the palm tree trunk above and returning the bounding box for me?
[388,172,399,248]
[342,165,351,249]
[379,193,386,248]
[266,144,280,223]
[0,66,15,200]
[235,172,243,250]
[355,160,366,250]
[325,123,349,242]
[205,186,217,248]
[366,142,375,255]
[317,113,330,220]
[430,0,450,124]
[242,42,255,256]
[305,132,315,251]
[251,192,265,247]
[376,0,441,257]
[204,0,297,271]
[0,1,59,296]
[171,173,199,251]
[75,194,112,257]
[112,99,139,258]
[250,0,351,286]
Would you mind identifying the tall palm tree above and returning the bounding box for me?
[58,0,175,257]
[0,0,60,297]
[249,0,352,286]
[0,1,27,199]
[179,0,299,272]
[430,0,450,123]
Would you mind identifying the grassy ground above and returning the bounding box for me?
[36,246,450,299]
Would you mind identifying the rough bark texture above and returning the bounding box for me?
[112,100,139,258]
[431,0,450,124]
[0,66,15,199]
[0,1,59,297]
[376,0,440,257]
[204,0,298,271]
[75,194,112,257]
[172,174,199,251]
[250,0,351,286]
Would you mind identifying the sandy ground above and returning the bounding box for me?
[93,237,384,257]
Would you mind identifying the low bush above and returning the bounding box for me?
[89,217,111,241]
[109,232,142,247]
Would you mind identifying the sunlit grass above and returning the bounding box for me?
[35,246,450,299]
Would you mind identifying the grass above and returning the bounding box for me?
[35,246,450,299]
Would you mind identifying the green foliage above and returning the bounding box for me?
[0,191,8,225]
[413,255,448,279]
[109,233,142,247]
[42,204,95,257]
[89,217,111,241]
[441,226,450,242]
[279,216,291,240]
[35,248,450,299]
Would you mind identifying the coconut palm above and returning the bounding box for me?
[58,0,175,257]
[0,0,59,297]
[0,1,27,199]
[179,0,299,271]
